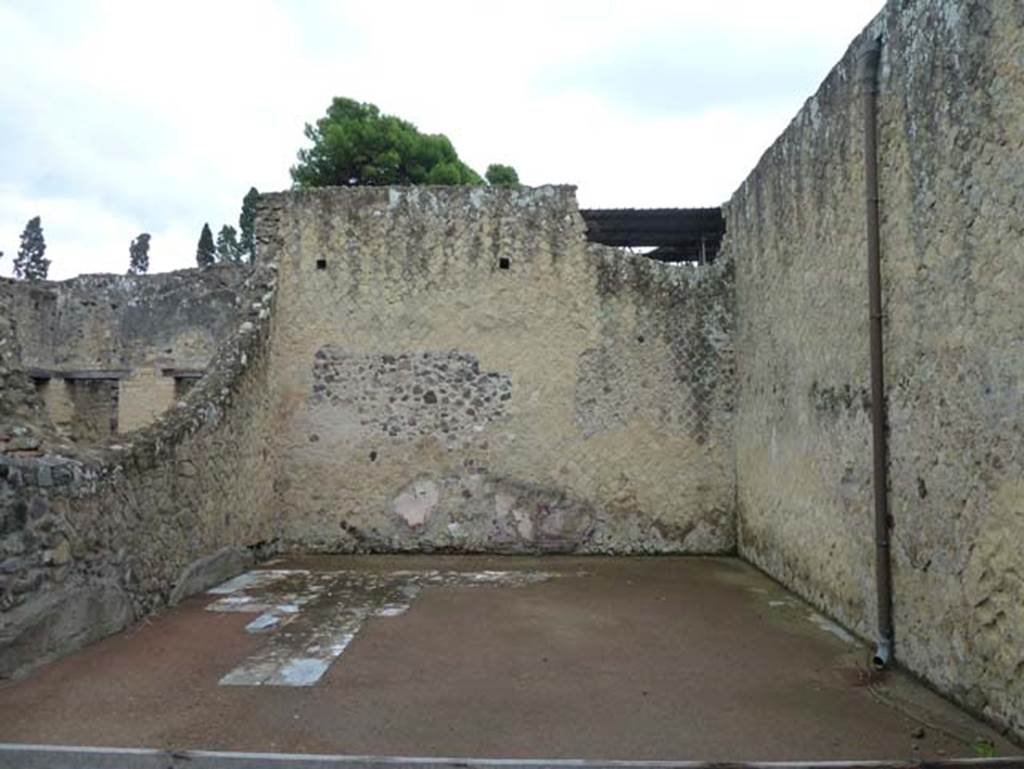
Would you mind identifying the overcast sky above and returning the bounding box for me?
[0,0,883,279]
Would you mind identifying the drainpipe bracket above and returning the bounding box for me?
[873,637,893,670]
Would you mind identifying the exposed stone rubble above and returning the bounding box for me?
[0,297,53,455]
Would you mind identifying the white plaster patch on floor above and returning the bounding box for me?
[207,568,556,687]
[276,657,333,686]
[807,612,857,644]
[206,595,273,613]
[207,570,299,595]
[244,607,301,633]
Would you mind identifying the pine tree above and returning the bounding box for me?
[196,223,216,268]
[216,225,243,264]
[239,187,259,262]
[128,233,151,275]
[14,216,49,281]
[485,164,520,187]
[291,97,483,187]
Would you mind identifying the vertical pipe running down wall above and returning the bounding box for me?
[860,37,894,670]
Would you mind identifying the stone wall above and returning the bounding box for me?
[729,0,1024,739]
[1,187,734,676]
[117,364,177,434]
[0,286,51,452]
[266,186,735,554]
[0,266,247,440]
[0,259,280,678]
[2,266,246,372]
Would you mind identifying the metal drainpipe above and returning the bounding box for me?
[860,36,894,670]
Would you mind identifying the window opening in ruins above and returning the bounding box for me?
[175,377,197,399]
[498,257,511,270]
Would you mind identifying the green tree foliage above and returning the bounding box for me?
[485,163,520,187]
[216,225,244,264]
[196,223,216,268]
[290,98,484,188]
[14,216,49,281]
[239,186,259,260]
[128,233,151,275]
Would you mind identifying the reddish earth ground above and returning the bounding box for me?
[0,555,1016,761]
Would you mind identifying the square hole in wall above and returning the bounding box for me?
[498,257,510,270]
[316,258,327,270]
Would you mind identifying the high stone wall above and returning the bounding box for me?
[729,0,1024,739]
[3,265,247,373]
[265,186,736,554]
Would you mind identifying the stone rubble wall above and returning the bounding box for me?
[0,290,50,447]
[266,186,736,554]
[2,265,247,372]
[0,266,249,444]
[0,251,281,677]
[729,0,1024,739]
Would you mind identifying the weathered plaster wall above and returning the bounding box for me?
[0,259,280,678]
[730,0,1024,738]
[117,364,177,434]
[2,266,247,372]
[0,266,247,439]
[266,187,735,554]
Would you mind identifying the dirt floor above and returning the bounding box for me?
[0,555,1017,762]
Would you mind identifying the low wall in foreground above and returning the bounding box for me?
[0,260,279,677]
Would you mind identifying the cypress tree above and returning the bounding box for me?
[14,216,49,281]
[128,233,151,275]
[216,225,243,264]
[196,223,216,268]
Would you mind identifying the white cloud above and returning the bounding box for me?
[0,0,883,279]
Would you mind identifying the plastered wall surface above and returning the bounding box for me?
[730,0,1024,738]
[3,266,246,372]
[266,187,735,554]
[118,364,177,434]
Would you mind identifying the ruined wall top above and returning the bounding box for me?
[1,264,249,373]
